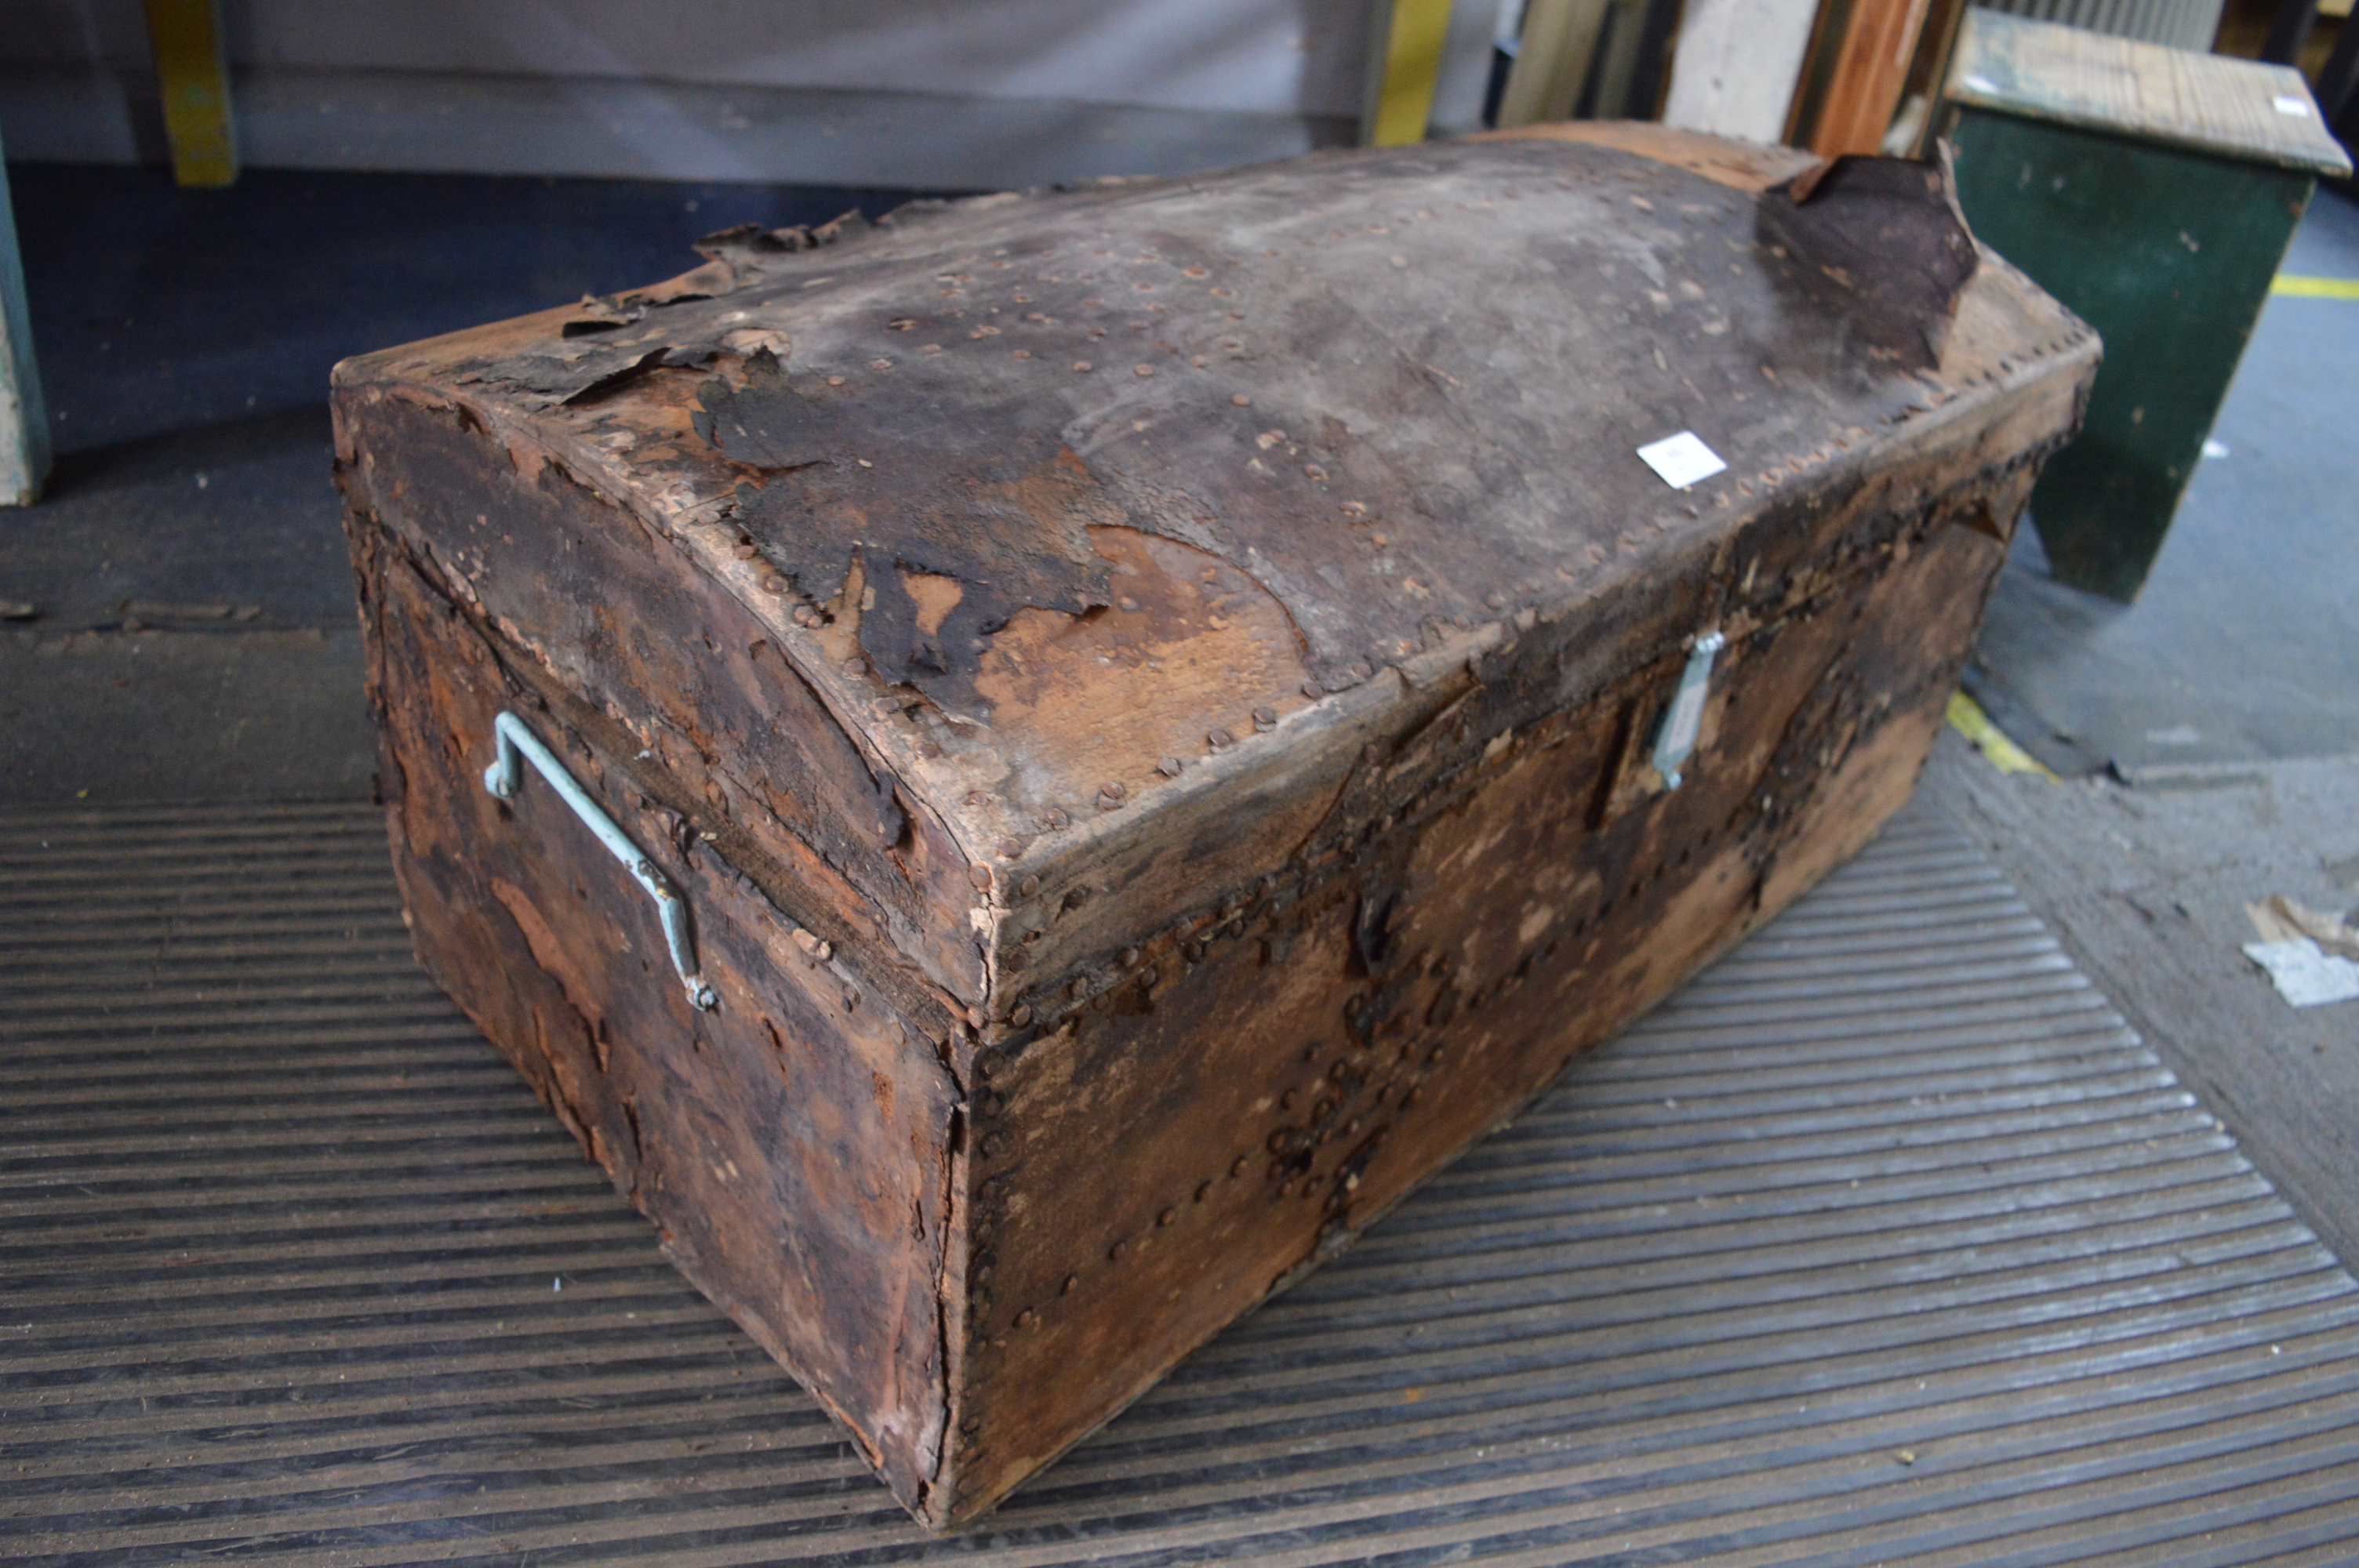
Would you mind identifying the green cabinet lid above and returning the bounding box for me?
[1945,9,2352,178]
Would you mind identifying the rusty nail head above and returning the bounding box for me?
[761,576,787,595]
[1119,946,1140,967]
[1019,873,1041,898]
[1158,1208,1176,1226]
[968,863,993,890]
[1100,779,1127,801]
[1043,808,1071,829]
[1485,592,1508,610]
[1252,706,1278,730]
[1016,1308,1037,1327]
[1009,1002,1033,1026]
[874,697,900,717]
[998,837,1023,857]
[1300,681,1323,699]
[1062,1275,1078,1294]
[1350,660,1374,682]
[841,658,867,677]
[1208,728,1234,750]
[1230,1156,1249,1176]
[1157,757,1183,778]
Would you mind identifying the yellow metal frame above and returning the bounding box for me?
[144,0,238,187]
[1367,0,1458,147]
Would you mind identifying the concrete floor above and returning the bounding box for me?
[3,160,2354,1272]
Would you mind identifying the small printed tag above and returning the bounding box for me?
[2273,94,2311,117]
[1636,430,1727,490]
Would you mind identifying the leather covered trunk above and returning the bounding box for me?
[331,124,2097,1529]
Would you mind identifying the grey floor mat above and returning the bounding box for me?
[4,798,2356,1564]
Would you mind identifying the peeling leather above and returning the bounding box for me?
[396,136,1997,720]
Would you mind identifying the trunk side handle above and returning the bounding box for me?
[482,710,718,1011]
[1650,630,1726,790]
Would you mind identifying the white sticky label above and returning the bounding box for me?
[2273,95,2311,117]
[1636,430,1727,490]
[1960,73,1998,96]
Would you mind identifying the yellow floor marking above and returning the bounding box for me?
[1946,691,2059,780]
[2271,275,2359,299]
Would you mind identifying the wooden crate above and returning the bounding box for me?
[333,124,2095,1528]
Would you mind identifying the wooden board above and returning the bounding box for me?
[333,125,2100,1529]
[1494,0,1612,126]
[1806,0,1939,157]
[1947,8,2354,176]
[1660,0,1823,144]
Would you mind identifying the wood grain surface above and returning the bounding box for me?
[1947,8,2354,176]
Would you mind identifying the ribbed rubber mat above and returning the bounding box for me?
[5,800,2358,1565]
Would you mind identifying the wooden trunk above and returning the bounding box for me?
[332,123,2096,1530]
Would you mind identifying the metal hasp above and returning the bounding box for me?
[1650,630,1725,790]
[1940,11,2351,602]
[482,711,718,1011]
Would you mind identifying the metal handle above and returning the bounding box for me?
[1649,630,1725,791]
[482,711,718,1011]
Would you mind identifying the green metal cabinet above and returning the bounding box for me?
[1940,10,2351,601]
